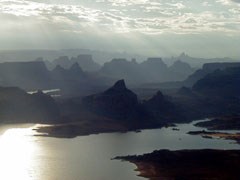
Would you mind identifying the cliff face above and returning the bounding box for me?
[0,87,60,123]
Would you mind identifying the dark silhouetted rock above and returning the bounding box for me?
[184,62,240,87]
[192,67,240,97]
[82,80,140,120]
[115,149,240,180]
[177,86,194,96]
[143,91,183,122]
[0,87,60,123]
[31,90,60,122]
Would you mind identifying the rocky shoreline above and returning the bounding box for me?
[115,149,240,180]
[188,130,240,144]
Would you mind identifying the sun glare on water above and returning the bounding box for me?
[0,126,39,180]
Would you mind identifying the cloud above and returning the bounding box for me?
[0,0,239,58]
[0,0,238,35]
[231,0,240,3]
[217,0,240,5]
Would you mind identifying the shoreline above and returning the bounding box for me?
[188,130,240,144]
[115,149,240,180]
[33,120,152,138]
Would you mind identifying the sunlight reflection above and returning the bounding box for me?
[0,126,39,180]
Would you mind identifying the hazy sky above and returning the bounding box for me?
[0,0,239,58]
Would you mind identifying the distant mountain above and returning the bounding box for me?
[167,66,240,120]
[0,61,109,97]
[51,54,101,72]
[51,63,85,81]
[184,62,240,87]
[0,49,238,69]
[140,58,170,82]
[0,61,52,89]
[52,56,71,69]
[71,55,101,71]
[141,61,240,91]
[82,79,185,125]
[169,60,195,80]
[192,67,240,97]
[0,49,147,65]
[0,87,60,123]
[100,58,144,84]
[164,52,238,68]
[49,63,110,97]
[100,58,194,84]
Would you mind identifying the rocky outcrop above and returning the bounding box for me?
[143,91,184,122]
[82,80,141,120]
[82,80,185,124]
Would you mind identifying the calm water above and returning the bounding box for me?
[0,119,239,180]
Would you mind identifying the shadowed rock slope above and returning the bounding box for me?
[0,87,60,123]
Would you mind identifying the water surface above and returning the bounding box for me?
[0,120,239,180]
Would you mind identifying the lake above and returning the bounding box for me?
[0,119,239,180]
